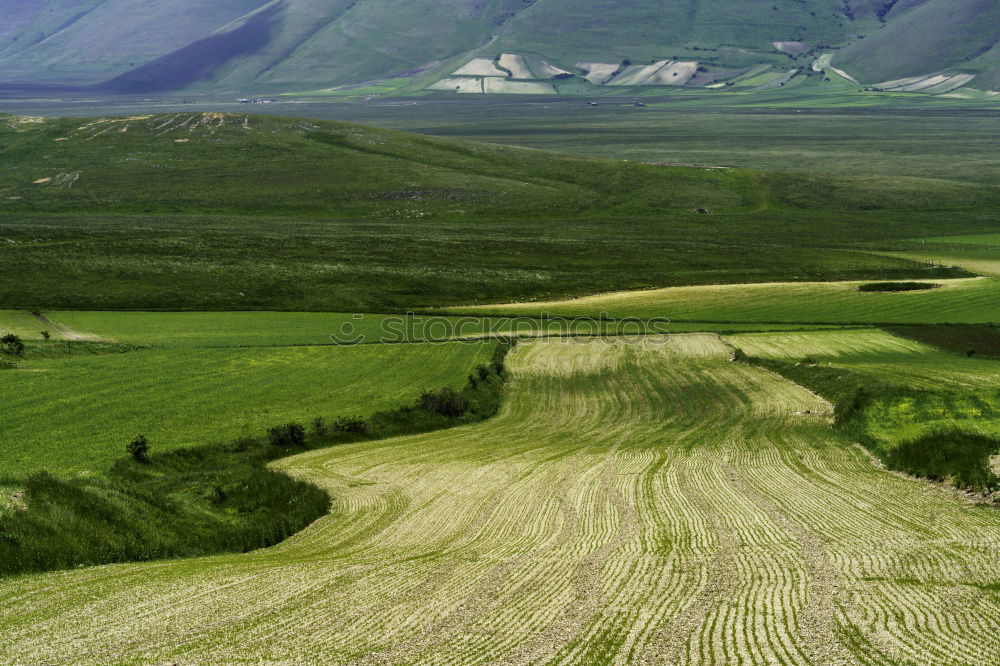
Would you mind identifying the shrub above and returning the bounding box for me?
[1,334,25,357]
[40,330,51,341]
[229,437,254,453]
[127,435,150,463]
[884,429,1000,492]
[418,387,470,418]
[267,423,306,448]
[331,415,369,435]
[857,282,939,293]
[312,417,329,438]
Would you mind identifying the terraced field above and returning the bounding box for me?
[3,335,997,664]
[454,278,1000,325]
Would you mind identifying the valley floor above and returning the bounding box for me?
[2,335,997,664]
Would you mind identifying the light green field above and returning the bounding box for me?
[2,336,996,664]
[1,342,492,477]
[0,311,56,340]
[454,278,1000,325]
[726,328,1000,390]
[882,232,1000,278]
[724,328,1000,448]
[925,233,1000,246]
[6,310,849,348]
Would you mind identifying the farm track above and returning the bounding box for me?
[1,335,998,664]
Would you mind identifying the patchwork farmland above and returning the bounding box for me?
[1,335,998,663]
[1,110,999,664]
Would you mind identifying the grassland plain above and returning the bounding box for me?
[1,341,493,477]
[1,335,998,664]
[880,231,1000,280]
[0,310,54,339]
[1,112,994,311]
[8,103,1000,189]
[454,277,1000,325]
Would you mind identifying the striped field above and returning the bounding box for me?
[725,328,1000,390]
[451,278,1000,325]
[2,335,997,664]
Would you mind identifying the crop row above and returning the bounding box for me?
[0,334,997,663]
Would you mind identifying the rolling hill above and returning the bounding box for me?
[0,111,995,310]
[0,0,997,96]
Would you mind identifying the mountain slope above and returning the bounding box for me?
[0,0,267,84]
[835,0,1000,89]
[0,0,997,95]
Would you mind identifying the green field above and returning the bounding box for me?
[2,107,999,663]
[2,341,492,477]
[728,328,1000,391]
[726,328,1000,484]
[0,309,851,349]
[2,335,997,663]
[454,277,1000,325]
[2,112,996,311]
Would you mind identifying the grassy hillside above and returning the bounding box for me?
[2,335,998,663]
[496,0,868,61]
[836,0,1000,88]
[1,112,995,311]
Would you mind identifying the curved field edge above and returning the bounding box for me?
[0,340,497,477]
[1,335,997,664]
[449,277,1000,325]
[0,343,511,579]
[725,329,1000,495]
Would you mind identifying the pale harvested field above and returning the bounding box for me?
[428,77,485,94]
[453,59,507,77]
[483,78,555,95]
[2,335,998,664]
[498,54,533,80]
[576,62,620,85]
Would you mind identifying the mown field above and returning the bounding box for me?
[2,335,997,664]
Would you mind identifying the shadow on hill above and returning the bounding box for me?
[98,2,283,94]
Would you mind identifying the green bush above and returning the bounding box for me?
[418,387,470,418]
[127,435,150,463]
[267,423,306,448]
[885,429,999,492]
[331,415,369,435]
[1,333,25,357]
[857,282,939,293]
